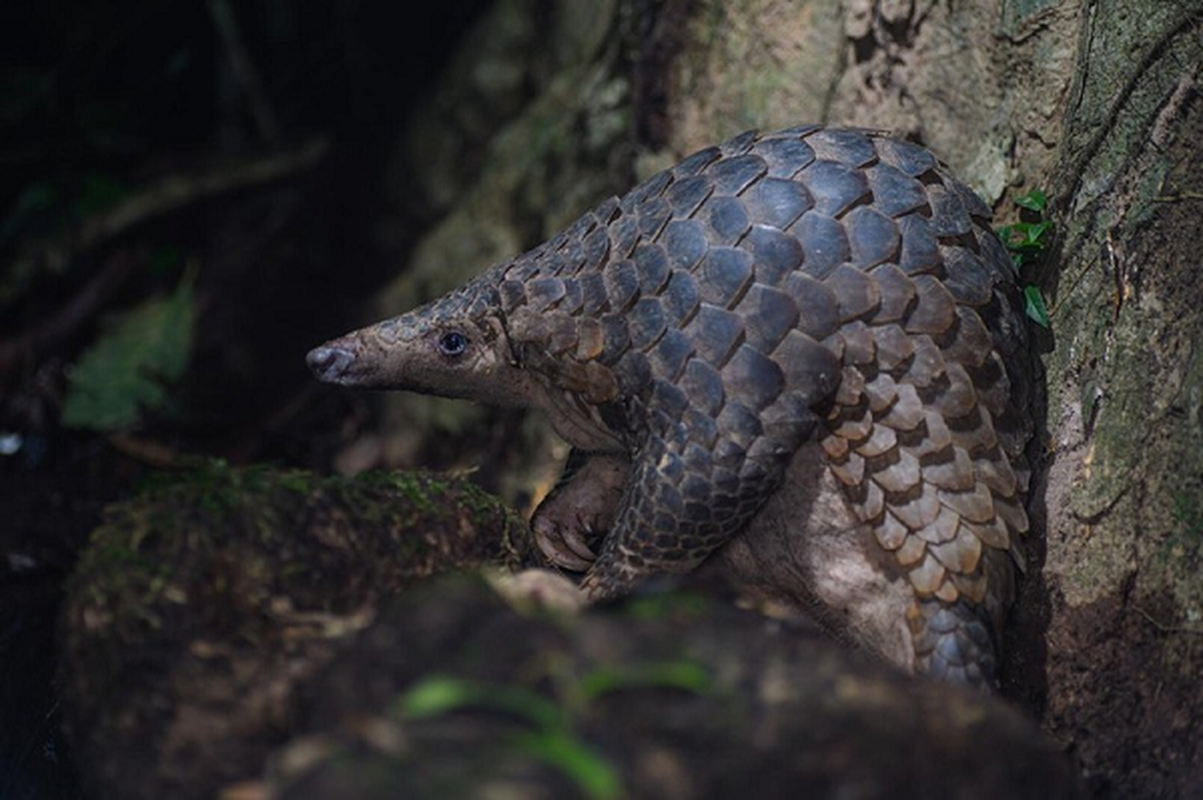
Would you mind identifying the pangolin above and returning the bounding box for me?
[307,126,1034,688]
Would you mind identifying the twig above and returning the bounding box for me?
[1134,605,1203,635]
[105,432,187,469]
[9,136,327,278]
[0,251,137,379]
[1152,191,1203,202]
[74,137,327,253]
[208,0,281,141]
[1,138,328,380]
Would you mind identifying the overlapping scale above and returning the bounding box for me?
[484,126,1031,688]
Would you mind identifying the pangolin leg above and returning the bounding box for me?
[581,421,793,599]
[532,450,629,571]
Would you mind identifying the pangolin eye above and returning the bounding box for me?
[437,331,469,357]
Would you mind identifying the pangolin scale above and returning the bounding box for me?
[308,126,1034,688]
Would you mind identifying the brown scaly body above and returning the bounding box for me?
[307,126,1034,687]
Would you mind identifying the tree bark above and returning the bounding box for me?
[1040,4,1202,797]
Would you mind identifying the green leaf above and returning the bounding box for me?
[998,189,1053,286]
[1023,285,1050,327]
[1014,189,1048,213]
[1002,221,1050,250]
[62,276,195,431]
[1020,220,1053,246]
[399,677,621,798]
[578,661,710,700]
[398,676,475,717]
[514,731,623,800]
[398,676,566,732]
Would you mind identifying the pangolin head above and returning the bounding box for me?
[306,275,533,406]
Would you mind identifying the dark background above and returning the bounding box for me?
[0,3,494,796]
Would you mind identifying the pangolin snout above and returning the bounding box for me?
[306,342,357,384]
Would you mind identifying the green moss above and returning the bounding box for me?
[65,462,536,683]
[620,591,710,620]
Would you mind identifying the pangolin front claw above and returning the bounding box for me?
[533,513,598,572]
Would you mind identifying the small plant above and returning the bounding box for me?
[399,676,621,800]
[997,189,1052,328]
[398,661,711,800]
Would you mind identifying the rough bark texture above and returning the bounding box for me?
[1040,4,1203,797]
[666,0,1078,204]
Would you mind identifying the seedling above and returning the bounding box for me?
[997,189,1052,327]
[398,661,711,800]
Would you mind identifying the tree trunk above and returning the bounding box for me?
[382,1,1201,794]
[1040,4,1202,797]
